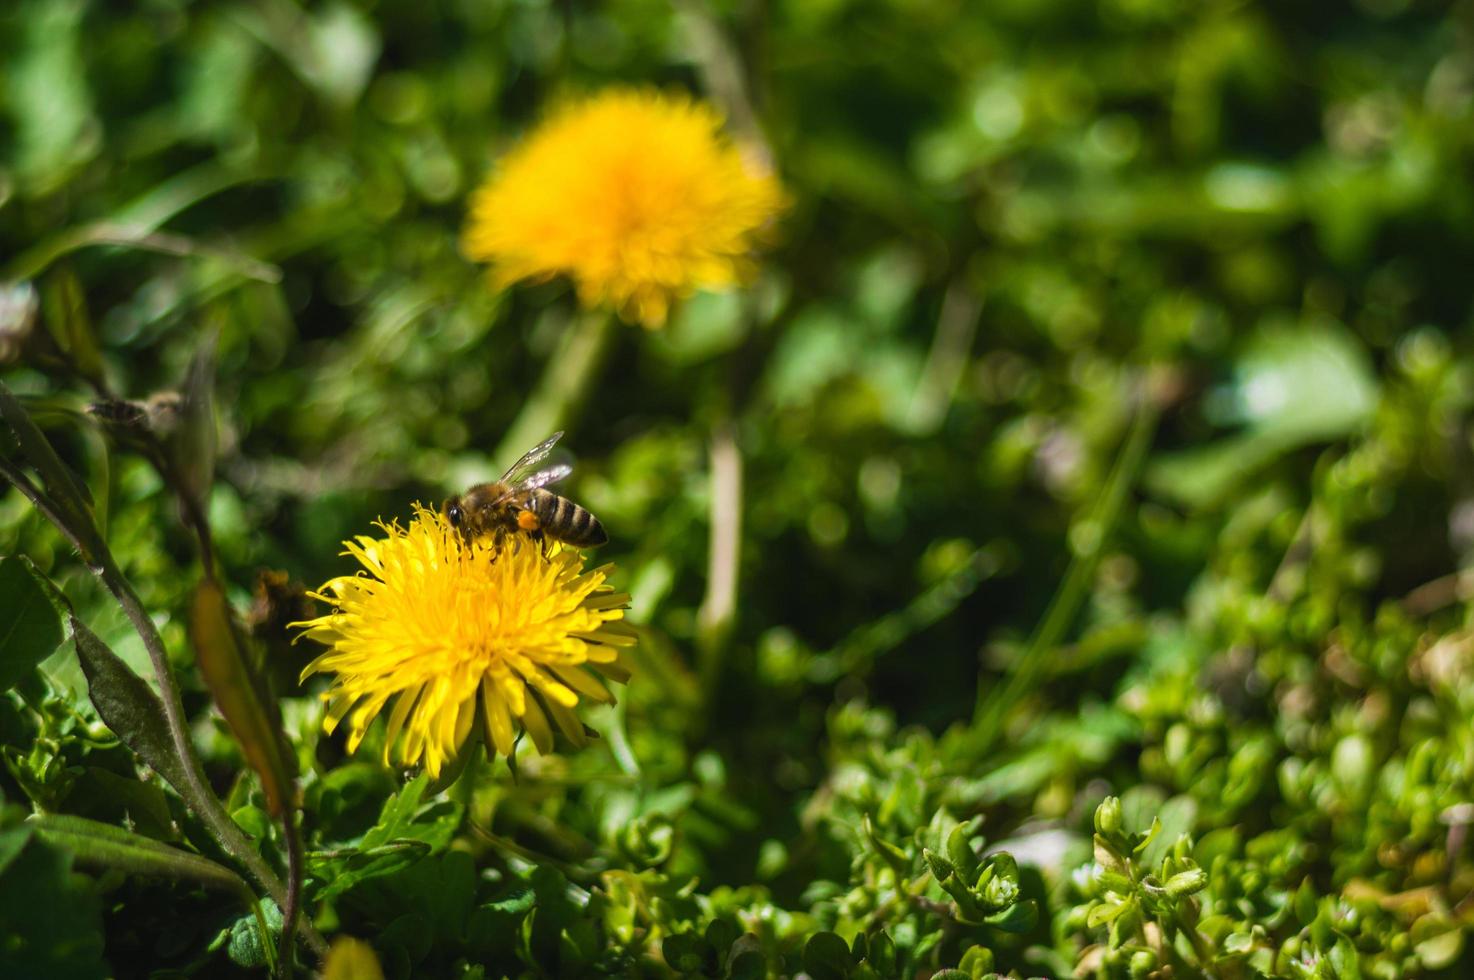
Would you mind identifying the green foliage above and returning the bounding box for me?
[5,0,1474,977]
[0,813,108,979]
[0,555,64,691]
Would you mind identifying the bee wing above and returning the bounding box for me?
[499,431,565,484]
[510,463,572,494]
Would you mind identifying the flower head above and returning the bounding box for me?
[462,87,786,328]
[295,506,633,776]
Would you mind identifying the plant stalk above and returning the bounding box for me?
[0,456,328,959]
[493,309,616,468]
[696,421,743,698]
[969,385,1159,753]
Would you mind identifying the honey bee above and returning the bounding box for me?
[443,431,607,552]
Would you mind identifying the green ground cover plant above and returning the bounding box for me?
[4,0,1474,977]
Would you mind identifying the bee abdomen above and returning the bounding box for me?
[529,489,608,548]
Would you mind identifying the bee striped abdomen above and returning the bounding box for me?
[529,489,608,548]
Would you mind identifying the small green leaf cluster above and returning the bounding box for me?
[1067,796,1209,972]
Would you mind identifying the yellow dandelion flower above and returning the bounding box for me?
[294,505,634,777]
[462,87,787,328]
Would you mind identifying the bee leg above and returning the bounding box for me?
[533,529,549,559]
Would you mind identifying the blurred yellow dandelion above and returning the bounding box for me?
[462,87,786,328]
[294,505,633,776]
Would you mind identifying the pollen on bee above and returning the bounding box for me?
[517,510,541,531]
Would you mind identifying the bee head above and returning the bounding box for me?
[443,496,464,528]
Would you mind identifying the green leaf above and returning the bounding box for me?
[40,269,104,389]
[323,936,385,980]
[727,949,765,980]
[464,887,534,960]
[705,918,740,956]
[353,773,460,853]
[29,813,250,896]
[1163,867,1209,898]
[945,818,981,882]
[1139,796,1196,868]
[802,931,854,980]
[0,824,107,980]
[0,380,102,563]
[924,847,955,882]
[308,840,431,904]
[378,913,432,967]
[0,825,33,877]
[527,864,582,969]
[360,773,431,848]
[0,556,65,692]
[175,331,218,517]
[71,767,175,840]
[8,0,97,191]
[226,898,282,969]
[661,932,706,973]
[1415,924,1463,970]
[958,944,995,978]
[983,899,1038,933]
[189,578,294,817]
[1146,323,1378,508]
[862,814,911,877]
[71,615,188,793]
[865,932,896,976]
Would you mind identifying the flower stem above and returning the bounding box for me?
[969,381,1159,753]
[494,309,616,467]
[102,556,327,956]
[279,808,304,975]
[905,281,983,435]
[0,458,329,960]
[696,421,743,699]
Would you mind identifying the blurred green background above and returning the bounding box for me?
[4,0,1474,977]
